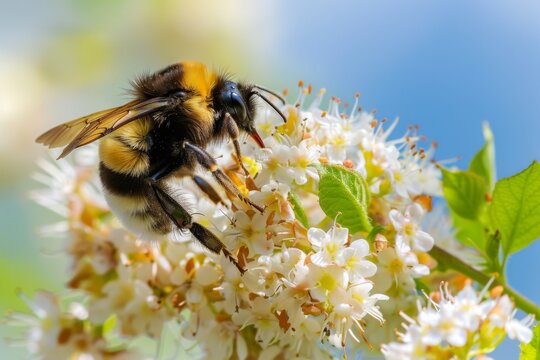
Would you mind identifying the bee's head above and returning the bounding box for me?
[218,81,265,147]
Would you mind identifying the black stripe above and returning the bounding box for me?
[99,162,150,197]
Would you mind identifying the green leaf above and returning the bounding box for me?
[102,314,117,336]
[450,209,486,251]
[484,231,502,271]
[315,164,372,233]
[288,191,309,228]
[414,278,431,294]
[490,161,540,256]
[366,225,386,243]
[469,122,496,190]
[520,322,540,360]
[442,168,488,220]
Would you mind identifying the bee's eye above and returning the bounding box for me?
[171,90,187,99]
[229,92,247,118]
[220,81,249,122]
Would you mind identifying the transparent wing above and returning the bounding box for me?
[36,97,169,159]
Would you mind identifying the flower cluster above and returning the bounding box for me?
[382,283,535,359]
[15,83,534,359]
[6,291,148,360]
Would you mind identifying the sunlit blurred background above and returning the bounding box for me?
[1,0,539,358]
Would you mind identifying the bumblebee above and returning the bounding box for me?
[36,61,286,273]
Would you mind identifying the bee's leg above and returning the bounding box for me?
[183,141,264,213]
[190,223,245,275]
[192,175,226,205]
[151,183,245,274]
[223,113,250,176]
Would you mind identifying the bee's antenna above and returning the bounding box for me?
[252,91,287,123]
[253,85,286,105]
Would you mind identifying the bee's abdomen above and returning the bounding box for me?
[99,163,173,238]
[98,119,173,238]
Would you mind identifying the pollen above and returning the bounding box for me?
[319,273,337,292]
[297,156,311,169]
[389,258,404,274]
[325,242,339,256]
[403,222,416,237]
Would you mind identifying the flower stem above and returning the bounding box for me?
[429,245,540,319]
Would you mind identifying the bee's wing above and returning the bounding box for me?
[36,97,170,159]
[36,107,120,149]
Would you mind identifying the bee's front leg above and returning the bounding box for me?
[183,141,265,213]
[224,113,250,176]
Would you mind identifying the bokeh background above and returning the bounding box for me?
[1,0,539,358]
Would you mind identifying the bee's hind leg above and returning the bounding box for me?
[189,223,245,275]
[151,183,245,274]
[183,141,264,213]
[192,175,226,206]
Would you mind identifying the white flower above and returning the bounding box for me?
[225,210,273,255]
[488,295,535,343]
[89,266,168,337]
[357,125,401,176]
[279,310,323,359]
[250,181,294,221]
[307,264,348,302]
[254,137,296,186]
[382,284,536,359]
[325,281,388,348]
[337,239,377,281]
[505,317,534,343]
[342,282,388,324]
[233,297,282,348]
[10,291,148,359]
[389,203,434,253]
[372,247,428,293]
[381,326,425,360]
[288,140,320,185]
[424,304,468,346]
[308,226,348,266]
[322,123,352,163]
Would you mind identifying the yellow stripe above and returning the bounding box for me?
[117,118,152,151]
[99,136,149,176]
[180,61,217,98]
[180,61,216,127]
